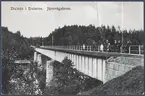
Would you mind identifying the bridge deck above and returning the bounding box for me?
[38,47,144,59]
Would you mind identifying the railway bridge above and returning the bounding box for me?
[33,45,144,84]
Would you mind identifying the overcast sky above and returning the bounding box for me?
[1,1,144,37]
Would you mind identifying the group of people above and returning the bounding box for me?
[82,40,131,53]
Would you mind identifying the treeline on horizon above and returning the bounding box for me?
[28,24,144,46]
[2,24,144,48]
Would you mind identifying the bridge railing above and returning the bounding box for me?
[42,45,98,51]
[129,45,144,54]
[41,45,143,55]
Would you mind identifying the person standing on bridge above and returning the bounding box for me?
[126,41,131,53]
[107,42,110,52]
[83,44,85,50]
[100,43,104,52]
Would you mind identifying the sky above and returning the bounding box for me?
[1,1,144,37]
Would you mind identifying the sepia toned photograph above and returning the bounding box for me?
[1,1,144,95]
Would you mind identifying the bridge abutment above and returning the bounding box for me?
[104,57,144,83]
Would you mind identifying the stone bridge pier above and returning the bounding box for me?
[34,51,54,86]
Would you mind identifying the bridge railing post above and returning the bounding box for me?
[139,45,141,54]
[90,46,92,51]
[87,45,89,51]
[129,46,130,54]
